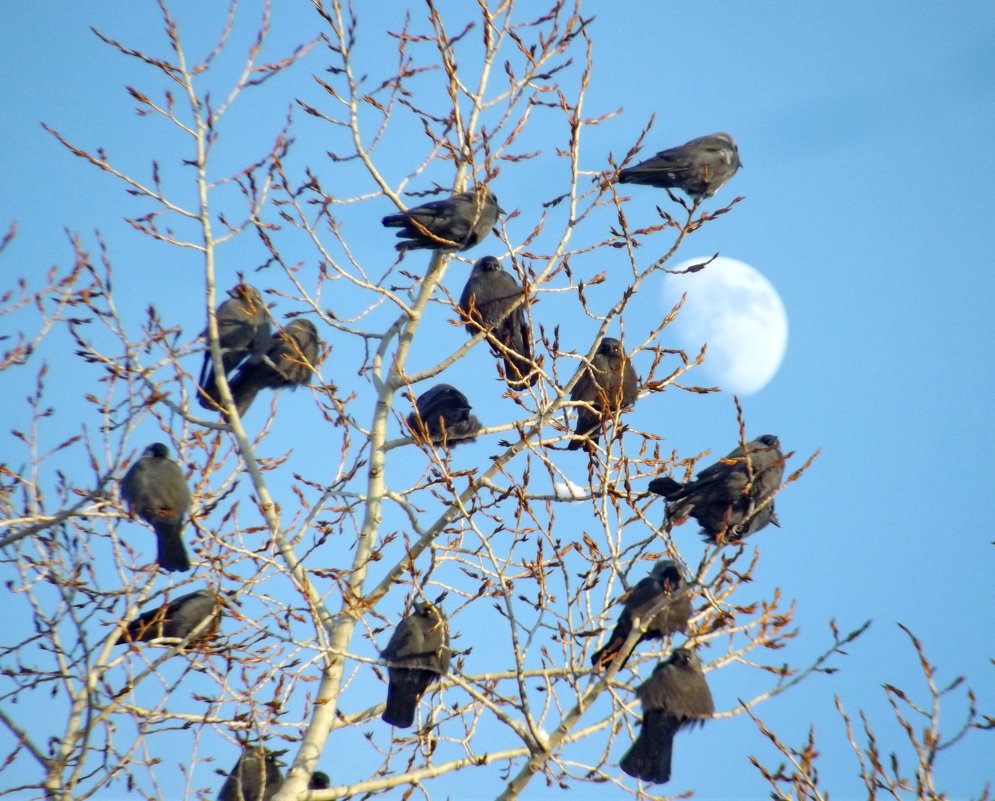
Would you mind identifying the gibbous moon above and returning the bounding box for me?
[662,257,788,395]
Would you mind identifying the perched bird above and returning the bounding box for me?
[618,132,741,200]
[619,648,714,785]
[407,384,481,447]
[591,561,691,670]
[309,771,330,790]
[458,256,537,389]
[381,600,450,728]
[120,443,192,572]
[648,434,784,544]
[198,283,271,409]
[221,319,322,416]
[381,187,502,252]
[567,337,638,450]
[217,746,284,801]
[115,589,219,645]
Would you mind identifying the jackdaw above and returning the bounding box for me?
[121,443,192,572]
[591,561,691,670]
[309,771,330,790]
[648,434,784,544]
[217,746,284,801]
[222,319,322,416]
[381,600,450,728]
[198,283,271,409]
[619,648,714,785]
[458,256,537,389]
[567,337,638,450]
[381,187,502,252]
[407,384,481,447]
[115,589,219,645]
[618,132,741,200]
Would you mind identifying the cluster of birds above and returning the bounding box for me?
[114,133,789,792]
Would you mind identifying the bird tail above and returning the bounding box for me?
[382,684,418,728]
[619,713,674,784]
[226,371,263,417]
[647,476,683,498]
[381,212,407,228]
[155,524,191,572]
[502,353,539,389]
[590,634,630,671]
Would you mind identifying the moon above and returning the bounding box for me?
[662,257,788,395]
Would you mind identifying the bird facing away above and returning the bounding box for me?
[219,318,322,417]
[198,283,271,409]
[458,256,537,389]
[381,601,451,728]
[618,132,741,200]
[115,589,219,645]
[567,337,638,450]
[407,384,481,447]
[120,443,192,572]
[591,561,692,671]
[648,434,785,544]
[309,771,330,790]
[381,187,502,252]
[619,648,714,785]
[217,746,284,801]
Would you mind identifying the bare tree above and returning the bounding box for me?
[1,2,989,800]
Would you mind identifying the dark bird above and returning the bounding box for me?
[115,589,219,645]
[221,319,322,416]
[309,771,330,790]
[458,256,537,389]
[217,746,284,801]
[619,648,714,785]
[618,132,741,200]
[591,561,691,671]
[121,443,192,572]
[381,187,502,252]
[407,384,481,447]
[567,337,638,450]
[381,600,450,728]
[198,283,271,410]
[648,434,785,544]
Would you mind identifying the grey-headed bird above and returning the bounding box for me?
[217,746,284,801]
[381,601,450,728]
[618,132,741,200]
[382,187,502,252]
[115,589,219,645]
[567,337,638,450]
[407,384,481,447]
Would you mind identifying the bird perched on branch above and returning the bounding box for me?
[308,772,330,790]
[407,384,481,447]
[381,187,502,252]
[591,561,691,670]
[217,746,284,801]
[458,256,537,389]
[213,318,322,417]
[620,648,714,785]
[567,337,638,450]
[618,132,741,200]
[115,589,220,645]
[648,434,784,543]
[197,283,270,409]
[381,600,450,728]
[121,443,192,572]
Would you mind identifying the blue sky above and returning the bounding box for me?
[2,2,994,799]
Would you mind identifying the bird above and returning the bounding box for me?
[220,319,323,416]
[458,256,537,389]
[381,187,502,252]
[567,337,638,450]
[648,434,785,544]
[591,561,691,670]
[115,589,219,645]
[619,648,714,785]
[407,384,481,447]
[381,600,450,728]
[618,132,741,200]
[198,283,271,410]
[217,746,284,801]
[120,443,192,572]
[309,771,330,790]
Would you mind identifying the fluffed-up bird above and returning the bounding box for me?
[381,187,502,252]
[567,337,638,450]
[381,600,450,728]
[458,256,537,389]
[619,648,714,785]
[198,283,271,409]
[618,132,741,200]
[217,746,284,801]
[115,589,220,645]
[407,384,481,447]
[648,434,784,544]
[121,443,192,572]
[309,771,330,790]
[591,561,691,670]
